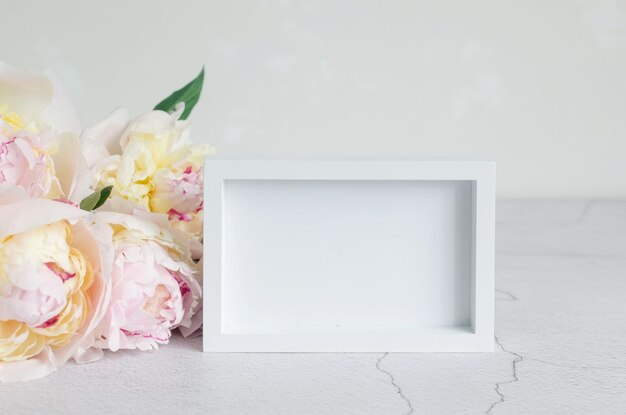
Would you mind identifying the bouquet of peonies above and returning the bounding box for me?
[0,62,213,381]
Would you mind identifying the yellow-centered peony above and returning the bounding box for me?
[0,222,93,361]
[90,109,214,239]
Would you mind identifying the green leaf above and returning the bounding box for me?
[79,186,113,211]
[93,185,113,210]
[154,67,204,120]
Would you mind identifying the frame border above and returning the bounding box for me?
[203,161,495,352]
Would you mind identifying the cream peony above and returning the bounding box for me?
[83,107,214,239]
[93,210,201,351]
[0,189,111,381]
[0,62,90,203]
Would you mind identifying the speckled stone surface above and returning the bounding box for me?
[2,201,625,414]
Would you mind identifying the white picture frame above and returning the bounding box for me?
[203,160,495,352]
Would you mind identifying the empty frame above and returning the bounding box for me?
[203,161,495,352]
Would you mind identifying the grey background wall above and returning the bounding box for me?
[4,0,625,198]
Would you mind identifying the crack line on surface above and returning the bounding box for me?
[486,336,523,414]
[495,289,518,301]
[375,353,414,415]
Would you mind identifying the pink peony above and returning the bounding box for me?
[152,165,204,223]
[0,189,111,382]
[0,128,62,198]
[93,211,201,351]
[0,61,91,203]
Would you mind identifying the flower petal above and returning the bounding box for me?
[0,196,88,239]
[81,107,130,168]
[51,132,91,202]
[0,345,56,382]
[0,62,53,122]
[39,69,81,135]
[52,221,112,365]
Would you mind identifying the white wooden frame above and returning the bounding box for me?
[203,160,495,352]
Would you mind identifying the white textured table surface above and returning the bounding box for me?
[2,201,625,414]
